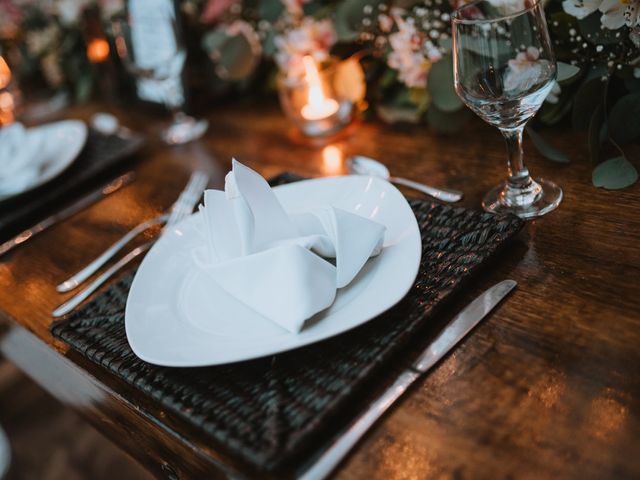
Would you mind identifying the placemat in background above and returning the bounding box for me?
[0,130,144,243]
[51,174,523,474]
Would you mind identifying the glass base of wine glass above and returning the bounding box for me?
[162,114,208,145]
[482,177,562,219]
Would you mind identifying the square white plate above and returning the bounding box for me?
[125,175,421,366]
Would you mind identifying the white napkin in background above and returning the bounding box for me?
[0,123,42,195]
[195,159,386,333]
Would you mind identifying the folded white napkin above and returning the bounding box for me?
[194,159,386,333]
[0,123,42,195]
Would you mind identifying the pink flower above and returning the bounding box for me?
[274,18,337,78]
[201,0,238,24]
[386,16,432,88]
[504,47,551,92]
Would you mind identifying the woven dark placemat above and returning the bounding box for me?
[0,129,144,243]
[51,175,523,473]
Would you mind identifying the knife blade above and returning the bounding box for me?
[0,172,135,258]
[298,279,517,480]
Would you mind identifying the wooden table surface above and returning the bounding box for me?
[1,101,639,479]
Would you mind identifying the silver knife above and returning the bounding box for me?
[0,172,135,258]
[298,279,517,480]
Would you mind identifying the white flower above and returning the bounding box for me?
[26,26,59,57]
[562,0,602,19]
[41,52,64,87]
[386,16,431,88]
[599,0,640,29]
[274,18,336,78]
[99,0,125,20]
[545,81,561,104]
[562,0,640,29]
[57,0,91,25]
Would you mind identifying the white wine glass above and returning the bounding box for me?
[452,0,562,218]
[111,0,208,145]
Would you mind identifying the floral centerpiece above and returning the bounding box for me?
[0,0,638,188]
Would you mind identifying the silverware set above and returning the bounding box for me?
[52,171,209,317]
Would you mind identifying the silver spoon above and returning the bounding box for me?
[347,156,463,203]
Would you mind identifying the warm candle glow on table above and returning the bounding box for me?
[0,91,14,125]
[0,56,11,90]
[322,145,343,174]
[87,38,110,63]
[301,55,339,121]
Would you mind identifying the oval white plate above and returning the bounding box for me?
[125,175,421,367]
[0,120,88,201]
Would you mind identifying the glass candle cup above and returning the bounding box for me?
[278,56,353,137]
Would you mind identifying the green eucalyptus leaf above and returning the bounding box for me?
[202,29,228,54]
[203,27,259,81]
[335,0,382,42]
[557,61,581,84]
[588,103,604,164]
[439,37,452,52]
[599,123,608,145]
[572,77,605,131]
[258,0,284,22]
[427,55,463,112]
[262,29,276,57]
[608,93,640,145]
[302,1,322,15]
[526,126,570,163]
[624,77,640,92]
[592,156,639,189]
[426,105,472,134]
[217,34,258,80]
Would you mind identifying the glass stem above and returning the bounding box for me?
[499,126,532,190]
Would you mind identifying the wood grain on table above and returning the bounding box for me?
[0,101,639,479]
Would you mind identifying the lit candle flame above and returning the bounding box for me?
[301,55,339,121]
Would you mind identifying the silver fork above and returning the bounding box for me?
[52,172,209,318]
[57,171,209,293]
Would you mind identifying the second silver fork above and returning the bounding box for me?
[57,171,209,293]
[53,171,209,317]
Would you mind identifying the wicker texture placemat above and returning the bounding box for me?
[0,130,144,242]
[51,176,523,473]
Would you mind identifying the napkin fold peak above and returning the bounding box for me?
[196,160,386,333]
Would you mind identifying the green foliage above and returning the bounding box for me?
[426,105,472,134]
[526,127,570,163]
[572,77,605,130]
[592,156,639,189]
[557,62,581,84]
[335,0,382,42]
[578,12,620,46]
[608,93,640,145]
[202,27,259,80]
[588,103,604,164]
[427,54,463,113]
[258,0,285,22]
